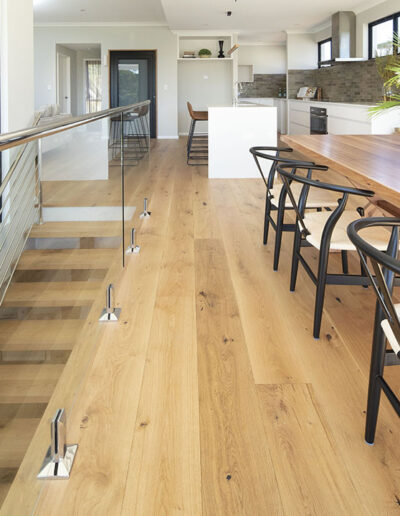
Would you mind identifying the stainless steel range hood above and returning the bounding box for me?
[322,11,365,64]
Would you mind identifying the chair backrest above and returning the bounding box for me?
[348,217,400,356]
[276,163,374,236]
[249,146,315,190]
[187,102,195,119]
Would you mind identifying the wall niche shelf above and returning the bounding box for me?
[178,57,233,62]
[177,34,233,60]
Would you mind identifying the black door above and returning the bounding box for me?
[110,51,156,138]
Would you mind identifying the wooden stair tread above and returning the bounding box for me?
[2,282,101,307]
[17,249,117,271]
[29,221,121,239]
[0,320,83,351]
[0,364,64,403]
[0,419,41,468]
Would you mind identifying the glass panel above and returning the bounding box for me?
[372,19,394,57]
[0,103,150,512]
[320,40,331,62]
[118,60,149,106]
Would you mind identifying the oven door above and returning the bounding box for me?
[310,114,327,135]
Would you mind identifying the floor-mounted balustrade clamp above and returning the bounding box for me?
[140,197,151,218]
[99,283,121,321]
[37,409,78,479]
[126,227,140,254]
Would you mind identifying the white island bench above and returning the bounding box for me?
[208,104,277,178]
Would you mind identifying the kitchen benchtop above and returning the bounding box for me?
[287,99,375,107]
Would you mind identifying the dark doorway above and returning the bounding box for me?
[110,50,156,138]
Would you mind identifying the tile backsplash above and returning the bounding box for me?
[239,74,286,98]
[288,60,384,103]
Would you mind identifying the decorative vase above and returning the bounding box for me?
[199,54,210,58]
[218,40,225,59]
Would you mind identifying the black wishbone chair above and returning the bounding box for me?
[276,163,395,339]
[347,217,400,444]
[250,147,338,270]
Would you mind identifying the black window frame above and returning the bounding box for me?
[318,37,332,68]
[368,11,400,59]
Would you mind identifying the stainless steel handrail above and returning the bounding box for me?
[0,100,150,152]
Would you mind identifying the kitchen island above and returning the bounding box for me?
[208,104,277,178]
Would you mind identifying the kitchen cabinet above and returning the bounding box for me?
[241,98,287,134]
[287,99,399,135]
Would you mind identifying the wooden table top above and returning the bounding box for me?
[281,134,400,210]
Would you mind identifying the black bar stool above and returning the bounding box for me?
[187,102,208,165]
[347,217,400,444]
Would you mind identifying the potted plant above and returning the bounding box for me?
[198,48,212,59]
[369,33,400,125]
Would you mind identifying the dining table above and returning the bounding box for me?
[281,133,400,213]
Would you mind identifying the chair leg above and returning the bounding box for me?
[187,120,195,162]
[360,257,369,289]
[263,193,271,245]
[365,303,387,444]
[313,241,330,339]
[273,199,285,271]
[290,226,302,292]
[341,250,349,274]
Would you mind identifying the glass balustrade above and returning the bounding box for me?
[0,101,150,512]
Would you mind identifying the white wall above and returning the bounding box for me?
[313,26,332,43]
[238,45,286,74]
[286,32,317,70]
[1,0,34,131]
[34,26,178,138]
[178,60,233,134]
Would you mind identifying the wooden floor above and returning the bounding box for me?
[2,138,400,515]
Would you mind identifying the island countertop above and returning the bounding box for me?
[208,106,277,178]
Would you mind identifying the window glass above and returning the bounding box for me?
[320,40,332,62]
[371,19,394,57]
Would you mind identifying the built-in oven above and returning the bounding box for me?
[310,107,328,135]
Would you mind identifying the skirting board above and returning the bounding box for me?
[157,135,179,139]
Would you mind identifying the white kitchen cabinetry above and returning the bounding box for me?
[241,98,287,134]
[288,99,399,135]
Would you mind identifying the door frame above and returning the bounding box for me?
[109,50,157,138]
[56,52,71,113]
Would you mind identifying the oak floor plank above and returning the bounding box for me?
[121,152,201,515]
[211,179,309,384]
[195,238,283,515]
[258,383,364,515]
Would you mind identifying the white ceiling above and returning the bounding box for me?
[34,0,385,44]
[33,0,167,24]
[161,0,378,35]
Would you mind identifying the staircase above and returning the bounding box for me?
[0,221,119,504]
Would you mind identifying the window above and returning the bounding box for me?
[368,11,400,58]
[85,60,102,113]
[318,38,332,67]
